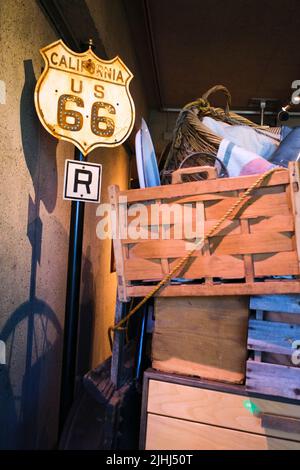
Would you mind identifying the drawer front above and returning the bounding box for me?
[146,414,300,450]
[147,380,300,442]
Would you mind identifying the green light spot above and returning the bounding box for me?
[243,399,261,415]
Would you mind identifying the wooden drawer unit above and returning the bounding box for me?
[140,370,300,450]
[146,415,300,450]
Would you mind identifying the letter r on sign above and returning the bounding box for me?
[74,169,92,194]
[63,159,102,203]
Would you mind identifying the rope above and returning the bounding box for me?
[108,167,285,350]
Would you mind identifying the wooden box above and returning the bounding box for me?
[246,294,300,401]
[140,370,300,450]
[109,163,300,301]
[152,296,249,383]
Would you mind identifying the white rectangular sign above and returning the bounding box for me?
[63,159,102,203]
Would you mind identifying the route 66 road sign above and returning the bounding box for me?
[34,40,135,156]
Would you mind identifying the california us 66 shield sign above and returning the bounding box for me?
[34,40,135,155]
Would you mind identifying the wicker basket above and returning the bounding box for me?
[161,85,280,183]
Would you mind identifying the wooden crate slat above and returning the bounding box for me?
[246,361,300,400]
[121,171,289,203]
[169,184,286,205]
[124,258,163,280]
[124,251,299,281]
[171,253,244,279]
[209,232,293,256]
[123,218,241,234]
[248,318,300,355]
[205,193,289,220]
[124,254,245,281]
[249,214,294,233]
[108,185,129,301]
[126,193,290,226]
[121,215,294,242]
[240,218,254,283]
[253,252,300,277]
[250,294,300,314]
[127,281,300,297]
[290,163,300,275]
[128,233,293,259]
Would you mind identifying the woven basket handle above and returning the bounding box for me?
[202,85,231,115]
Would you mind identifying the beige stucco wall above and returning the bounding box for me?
[0,0,148,449]
[0,0,72,449]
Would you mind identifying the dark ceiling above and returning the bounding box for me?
[124,0,300,112]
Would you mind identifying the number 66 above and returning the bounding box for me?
[57,94,116,137]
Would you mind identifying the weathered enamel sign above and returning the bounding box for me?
[34,40,135,155]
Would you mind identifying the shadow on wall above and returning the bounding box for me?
[0,60,62,449]
[77,246,95,379]
[0,60,96,449]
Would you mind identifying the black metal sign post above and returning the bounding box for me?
[59,147,85,434]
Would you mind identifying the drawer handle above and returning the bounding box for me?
[261,413,300,434]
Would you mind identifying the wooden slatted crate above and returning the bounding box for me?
[246,294,300,400]
[109,163,300,301]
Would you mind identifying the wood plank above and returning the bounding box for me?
[122,218,240,237]
[147,379,300,441]
[246,361,300,400]
[253,252,299,276]
[124,252,297,282]
[124,255,245,281]
[247,318,300,355]
[168,254,245,279]
[124,257,163,280]
[205,192,290,219]
[126,193,290,226]
[210,232,293,255]
[265,311,300,326]
[128,233,293,259]
[120,170,288,203]
[249,214,294,233]
[145,414,300,450]
[127,281,300,297]
[203,241,213,285]
[250,295,300,314]
[254,310,263,362]
[152,296,249,384]
[108,185,129,301]
[170,184,286,205]
[121,214,293,238]
[289,162,300,274]
[159,201,170,275]
[170,192,238,204]
[240,218,254,283]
